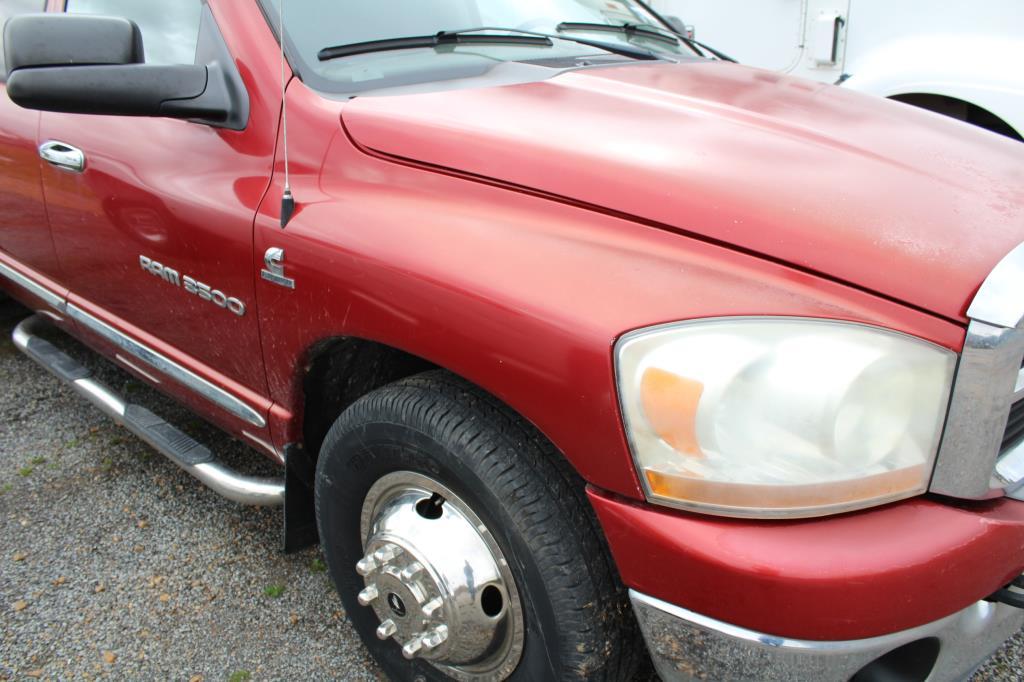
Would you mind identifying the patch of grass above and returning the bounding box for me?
[0,483,11,494]
[100,457,114,472]
[17,466,33,477]
[228,673,251,682]
[309,558,326,574]
[29,456,46,465]
[263,584,285,599]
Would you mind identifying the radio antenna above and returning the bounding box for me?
[278,0,295,228]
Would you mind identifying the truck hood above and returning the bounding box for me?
[342,61,1024,323]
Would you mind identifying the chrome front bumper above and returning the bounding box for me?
[631,590,1024,682]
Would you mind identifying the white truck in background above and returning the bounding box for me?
[648,0,1024,140]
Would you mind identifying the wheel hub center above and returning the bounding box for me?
[356,473,524,681]
[387,592,407,617]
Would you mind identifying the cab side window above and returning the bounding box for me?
[0,0,46,80]
[65,0,202,65]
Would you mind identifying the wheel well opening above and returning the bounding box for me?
[301,337,437,460]
[889,93,1022,141]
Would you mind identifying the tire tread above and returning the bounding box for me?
[318,370,647,681]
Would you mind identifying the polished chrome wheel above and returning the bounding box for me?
[355,471,525,681]
[317,374,646,680]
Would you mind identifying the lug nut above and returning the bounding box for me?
[400,561,424,581]
[422,596,444,618]
[358,584,379,606]
[373,544,403,564]
[355,555,377,576]
[422,624,449,650]
[376,619,397,640]
[402,634,424,659]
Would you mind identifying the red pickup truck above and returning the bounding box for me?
[1,1,1022,680]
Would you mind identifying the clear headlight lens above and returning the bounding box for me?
[616,318,956,518]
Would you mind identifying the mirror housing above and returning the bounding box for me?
[4,12,247,129]
[5,14,144,69]
[664,15,695,40]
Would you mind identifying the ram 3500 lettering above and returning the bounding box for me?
[0,1,1021,680]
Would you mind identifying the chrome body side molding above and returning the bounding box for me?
[65,303,267,429]
[12,315,283,506]
[0,257,266,430]
[0,260,66,311]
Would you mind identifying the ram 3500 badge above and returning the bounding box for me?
[0,2,1021,681]
[139,256,247,316]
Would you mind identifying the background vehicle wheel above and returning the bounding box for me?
[315,371,646,681]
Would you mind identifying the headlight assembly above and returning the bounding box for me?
[615,318,956,518]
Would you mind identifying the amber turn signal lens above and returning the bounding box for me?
[645,464,927,512]
[639,367,704,456]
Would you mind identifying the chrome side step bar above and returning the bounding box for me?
[12,315,285,507]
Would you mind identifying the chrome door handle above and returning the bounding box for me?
[39,140,86,173]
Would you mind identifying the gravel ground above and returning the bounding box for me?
[0,298,382,680]
[0,296,1021,681]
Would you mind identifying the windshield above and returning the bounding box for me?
[261,0,699,93]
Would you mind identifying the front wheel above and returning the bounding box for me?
[315,371,645,681]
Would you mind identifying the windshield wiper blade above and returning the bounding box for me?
[457,25,660,60]
[681,37,737,62]
[319,31,552,61]
[552,35,659,60]
[557,21,679,46]
[557,20,737,62]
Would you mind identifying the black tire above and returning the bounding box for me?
[314,370,647,681]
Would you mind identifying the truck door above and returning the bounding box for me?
[36,0,281,437]
[0,0,64,293]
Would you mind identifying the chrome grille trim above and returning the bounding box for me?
[1014,366,1024,402]
[967,242,1024,328]
[997,444,1024,495]
[931,242,1024,499]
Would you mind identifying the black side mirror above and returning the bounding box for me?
[5,14,145,69]
[4,11,247,130]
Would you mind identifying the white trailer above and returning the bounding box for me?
[648,0,1024,139]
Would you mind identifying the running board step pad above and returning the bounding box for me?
[124,405,216,467]
[12,315,284,506]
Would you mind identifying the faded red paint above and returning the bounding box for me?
[590,488,1024,640]
[253,77,966,500]
[342,61,1024,325]
[0,0,1019,645]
